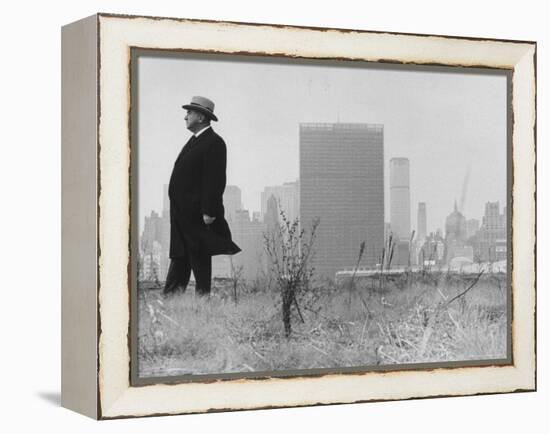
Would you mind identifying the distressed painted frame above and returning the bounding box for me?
[61,13,536,419]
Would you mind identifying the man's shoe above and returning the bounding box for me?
[162,285,186,298]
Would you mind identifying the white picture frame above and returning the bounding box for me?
[61,13,536,419]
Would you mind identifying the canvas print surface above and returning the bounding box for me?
[132,52,509,381]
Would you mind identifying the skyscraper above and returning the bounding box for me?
[417,202,427,241]
[390,158,411,241]
[444,200,469,262]
[229,209,266,280]
[160,184,170,277]
[260,181,300,223]
[483,201,503,230]
[300,122,384,278]
[223,185,243,223]
[139,184,171,281]
[140,208,170,281]
[264,194,279,234]
[466,218,480,239]
[162,184,169,215]
[473,201,507,261]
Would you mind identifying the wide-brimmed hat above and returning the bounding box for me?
[182,96,218,121]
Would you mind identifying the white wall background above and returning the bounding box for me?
[0,0,546,432]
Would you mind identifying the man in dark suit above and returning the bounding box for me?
[164,96,240,297]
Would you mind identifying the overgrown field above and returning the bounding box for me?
[137,273,507,378]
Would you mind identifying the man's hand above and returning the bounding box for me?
[203,214,216,225]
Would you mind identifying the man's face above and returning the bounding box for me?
[184,109,203,132]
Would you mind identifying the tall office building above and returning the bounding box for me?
[229,209,266,280]
[160,184,170,277]
[411,202,427,268]
[162,184,169,215]
[473,201,507,261]
[417,202,427,241]
[444,200,469,262]
[300,122,384,278]
[223,185,243,223]
[261,181,300,223]
[466,218,480,239]
[264,194,279,233]
[390,158,411,241]
[139,184,171,281]
[483,201,503,230]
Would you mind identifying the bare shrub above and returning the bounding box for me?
[228,257,244,304]
[263,211,319,337]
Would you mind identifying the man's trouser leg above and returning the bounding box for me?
[163,255,191,295]
[189,249,212,296]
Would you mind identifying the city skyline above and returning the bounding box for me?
[137,53,507,239]
[140,163,505,238]
[139,150,505,237]
[139,180,507,281]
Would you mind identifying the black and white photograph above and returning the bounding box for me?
[132,51,510,380]
[4,0,544,428]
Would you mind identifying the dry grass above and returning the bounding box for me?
[137,273,507,378]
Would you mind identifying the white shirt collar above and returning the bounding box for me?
[194,125,211,138]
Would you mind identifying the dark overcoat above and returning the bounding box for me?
[168,127,241,258]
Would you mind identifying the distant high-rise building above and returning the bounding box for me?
[141,210,162,257]
[483,201,502,230]
[444,200,468,263]
[160,184,171,274]
[394,240,411,267]
[261,181,300,223]
[140,207,170,281]
[138,184,172,281]
[466,218,480,239]
[228,209,266,280]
[417,202,427,241]
[419,232,446,266]
[265,194,279,234]
[140,240,163,282]
[445,200,467,243]
[472,201,507,261]
[224,185,243,223]
[300,122,384,278]
[162,184,169,215]
[390,158,411,240]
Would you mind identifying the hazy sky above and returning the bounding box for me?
[137,53,507,234]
